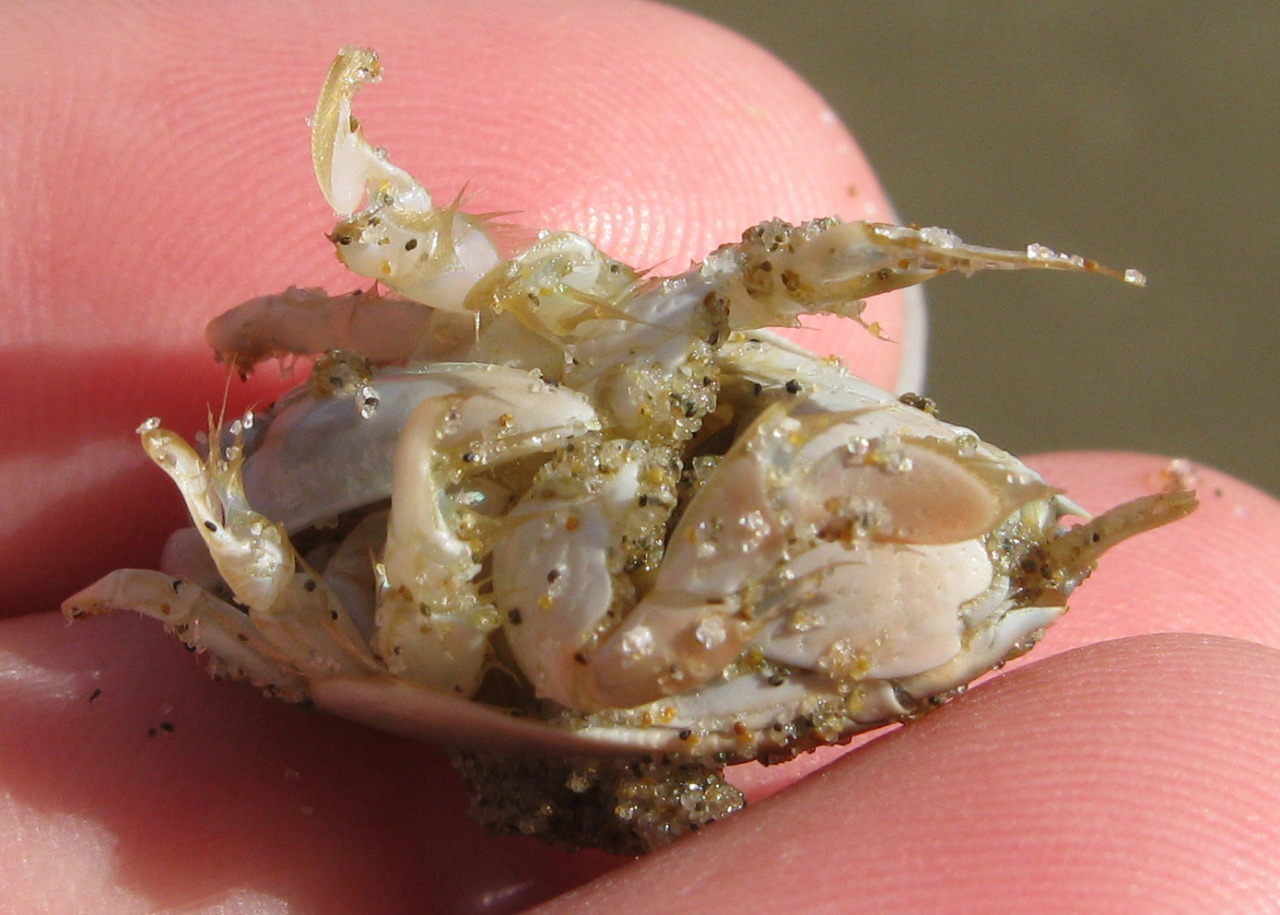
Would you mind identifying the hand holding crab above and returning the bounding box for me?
[2,1,1280,911]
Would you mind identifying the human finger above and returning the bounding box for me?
[0,611,621,913]
[535,634,1280,915]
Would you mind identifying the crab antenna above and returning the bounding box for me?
[868,223,1148,287]
[1048,489,1197,592]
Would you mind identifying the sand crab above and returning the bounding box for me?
[64,47,1195,854]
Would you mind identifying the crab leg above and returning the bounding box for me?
[205,286,472,377]
[466,215,1147,447]
[594,411,1056,710]
[64,569,310,697]
[373,396,497,694]
[135,421,379,678]
[494,438,678,708]
[370,372,604,694]
[310,48,1145,393]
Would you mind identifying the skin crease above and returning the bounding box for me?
[1,2,1278,913]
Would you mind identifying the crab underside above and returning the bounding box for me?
[64,47,1195,854]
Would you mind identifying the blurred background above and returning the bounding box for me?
[670,1,1278,496]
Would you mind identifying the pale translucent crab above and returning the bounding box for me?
[65,47,1195,854]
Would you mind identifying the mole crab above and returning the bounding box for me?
[64,47,1195,854]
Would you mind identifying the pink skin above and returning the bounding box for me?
[1,3,1277,913]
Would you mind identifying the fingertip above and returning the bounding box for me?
[0,611,617,912]
[540,634,1280,915]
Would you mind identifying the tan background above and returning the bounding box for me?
[670,1,1277,496]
